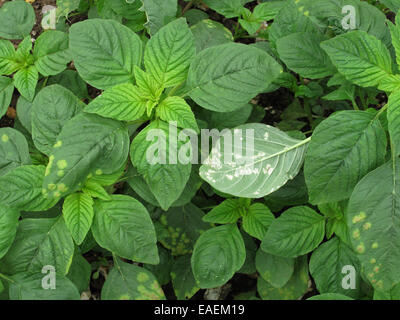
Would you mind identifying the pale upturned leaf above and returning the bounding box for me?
[63,193,94,245]
[0,40,19,75]
[141,0,178,36]
[190,20,233,53]
[199,123,309,198]
[85,83,147,121]
[91,195,159,264]
[256,249,295,288]
[144,18,195,87]
[0,206,20,260]
[321,31,393,88]
[0,76,14,118]
[171,255,200,300]
[31,85,84,156]
[82,181,111,200]
[191,224,245,288]
[102,258,165,300]
[304,111,387,204]
[69,19,143,89]
[0,127,31,177]
[13,65,38,102]
[9,273,79,300]
[130,120,191,210]
[0,217,74,275]
[277,32,335,79]
[203,0,251,18]
[0,165,58,212]
[261,206,325,258]
[347,160,400,291]
[187,43,282,112]
[309,237,361,298]
[156,96,199,133]
[242,203,274,240]
[33,30,71,76]
[0,1,35,39]
[43,113,129,200]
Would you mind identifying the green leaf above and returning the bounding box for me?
[309,237,361,298]
[0,165,58,211]
[387,91,400,156]
[277,32,335,79]
[82,180,111,200]
[0,127,31,177]
[187,43,282,112]
[242,203,274,240]
[91,195,159,264]
[0,217,74,275]
[191,224,245,288]
[156,96,199,133]
[63,193,94,245]
[257,255,309,300]
[141,0,177,36]
[85,83,147,121]
[171,254,200,300]
[0,76,13,118]
[69,19,143,89]
[203,0,251,18]
[130,120,191,210]
[199,123,309,198]
[56,0,81,19]
[255,249,294,288]
[0,40,19,75]
[144,18,195,87]
[13,65,38,102]
[157,204,211,256]
[304,111,387,205]
[43,113,129,199]
[307,293,353,300]
[321,30,393,88]
[143,245,172,286]
[190,19,233,53]
[102,258,165,300]
[48,70,88,100]
[67,253,91,293]
[261,206,325,258]
[0,1,35,39]
[202,199,245,224]
[33,30,70,76]
[0,206,20,259]
[347,160,400,291]
[31,85,84,156]
[133,66,163,100]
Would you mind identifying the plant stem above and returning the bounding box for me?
[375,103,388,119]
[351,98,359,110]
[0,273,14,284]
[182,0,194,15]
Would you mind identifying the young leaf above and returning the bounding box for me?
[85,83,147,121]
[309,237,361,298]
[199,123,309,198]
[69,19,143,89]
[277,32,335,79]
[255,249,295,288]
[31,85,84,156]
[171,254,200,300]
[63,193,94,245]
[43,113,129,199]
[156,96,199,133]
[321,31,393,88]
[91,195,159,264]
[0,40,19,75]
[0,76,14,118]
[33,30,71,76]
[187,43,282,112]
[0,217,74,275]
[242,203,274,240]
[102,258,165,300]
[191,224,245,288]
[82,180,112,200]
[261,206,325,258]
[0,1,35,40]
[0,206,20,260]
[202,199,244,224]
[0,127,31,176]
[13,65,38,102]
[144,18,195,87]
[347,160,400,291]
[0,165,58,211]
[304,111,387,204]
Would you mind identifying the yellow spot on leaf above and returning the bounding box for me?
[57,170,64,177]
[137,272,149,282]
[298,6,304,12]
[1,134,9,142]
[372,242,378,249]
[48,184,56,191]
[356,243,365,254]
[352,212,366,224]
[352,229,360,239]
[54,140,62,148]
[373,266,380,273]
[304,10,309,16]
[363,222,371,230]
[370,258,376,264]
[57,183,68,192]
[54,191,61,198]
[57,160,67,169]
[95,169,103,175]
